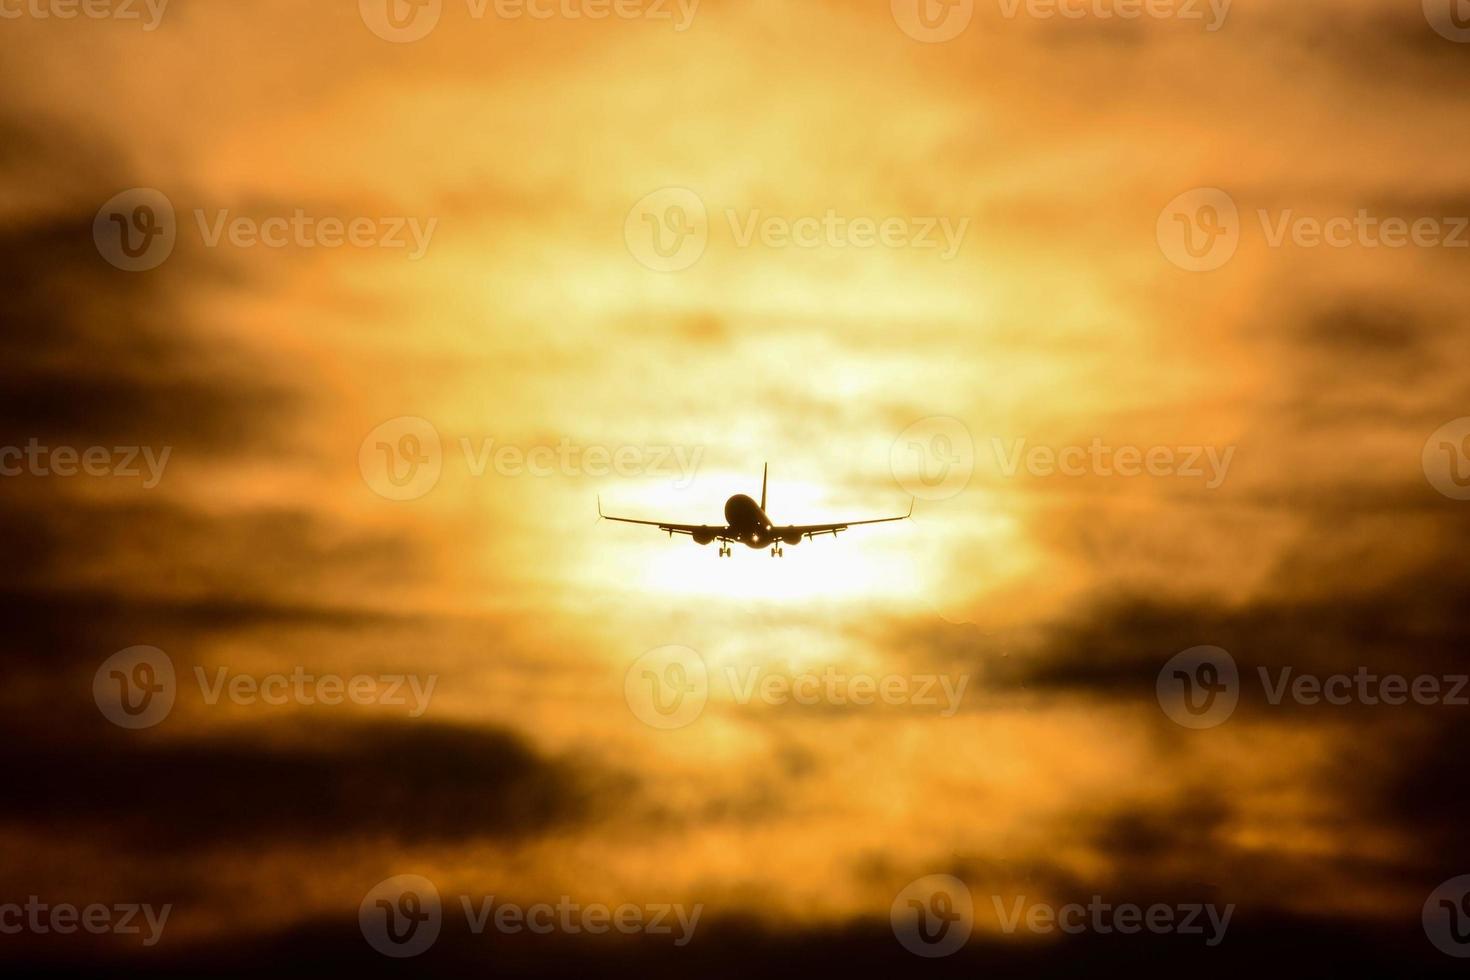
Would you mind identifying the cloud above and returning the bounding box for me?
[2,0,1467,970]
[3,717,625,848]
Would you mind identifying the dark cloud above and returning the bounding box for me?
[917,499,1470,696]
[0,211,302,453]
[2,717,624,849]
[2,496,425,605]
[4,909,1459,978]
[2,2,1467,973]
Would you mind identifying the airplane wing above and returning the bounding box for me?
[773,498,915,540]
[597,498,730,540]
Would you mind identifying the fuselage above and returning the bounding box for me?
[724,494,773,548]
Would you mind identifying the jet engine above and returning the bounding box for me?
[782,532,802,546]
[692,530,716,545]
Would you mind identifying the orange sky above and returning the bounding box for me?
[3,0,1469,971]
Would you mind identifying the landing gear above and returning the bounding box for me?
[770,546,784,557]
[719,545,731,557]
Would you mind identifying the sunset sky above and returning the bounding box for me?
[3,0,1470,973]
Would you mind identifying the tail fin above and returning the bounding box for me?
[760,463,768,512]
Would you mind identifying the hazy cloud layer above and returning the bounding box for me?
[2,0,1468,972]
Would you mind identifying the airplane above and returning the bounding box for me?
[598,465,913,557]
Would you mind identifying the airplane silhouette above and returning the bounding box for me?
[598,465,913,557]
